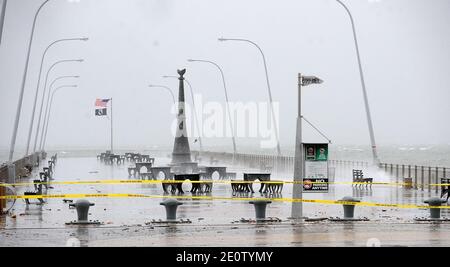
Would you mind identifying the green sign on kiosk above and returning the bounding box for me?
[303,143,329,193]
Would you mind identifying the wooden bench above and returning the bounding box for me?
[231,180,251,193]
[128,167,139,177]
[163,174,201,194]
[261,181,284,194]
[135,162,153,178]
[441,178,450,202]
[231,173,271,193]
[24,180,45,205]
[352,170,373,188]
[140,172,153,180]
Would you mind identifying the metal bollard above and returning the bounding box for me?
[160,199,183,221]
[424,197,447,219]
[69,200,95,223]
[340,196,360,219]
[249,200,272,221]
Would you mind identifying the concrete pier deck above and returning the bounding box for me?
[1,156,449,247]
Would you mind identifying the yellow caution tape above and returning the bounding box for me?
[0,179,435,188]
[0,192,447,210]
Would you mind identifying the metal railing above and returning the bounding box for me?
[195,151,369,175]
[379,163,450,192]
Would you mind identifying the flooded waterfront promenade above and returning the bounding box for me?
[1,154,450,247]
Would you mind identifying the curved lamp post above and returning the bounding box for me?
[187,59,237,156]
[336,0,379,166]
[33,58,84,152]
[162,75,203,152]
[38,75,80,151]
[148,84,176,105]
[0,0,7,45]
[41,84,78,151]
[25,37,88,155]
[218,37,281,156]
[9,0,52,162]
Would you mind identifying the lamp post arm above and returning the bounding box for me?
[33,59,82,152]
[162,86,176,105]
[26,44,83,155]
[42,85,76,150]
[0,0,7,45]
[218,38,281,155]
[39,75,79,150]
[189,59,237,154]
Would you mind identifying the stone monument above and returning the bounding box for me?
[171,69,193,166]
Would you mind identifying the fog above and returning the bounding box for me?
[0,0,449,155]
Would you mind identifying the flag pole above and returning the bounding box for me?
[110,98,113,154]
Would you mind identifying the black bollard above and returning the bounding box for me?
[340,196,360,219]
[249,200,272,221]
[66,199,101,225]
[160,199,183,221]
[424,197,447,219]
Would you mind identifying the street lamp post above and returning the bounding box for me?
[0,0,7,45]
[25,37,88,156]
[41,85,78,151]
[33,58,83,153]
[148,85,176,105]
[336,0,380,166]
[38,75,80,151]
[163,75,203,153]
[187,59,237,157]
[8,0,52,162]
[218,37,281,156]
[291,73,323,221]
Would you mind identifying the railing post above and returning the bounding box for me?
[395,164,399,183]
[414,165,418,190]
[421,166,425,191]
[428,167,432,192]
[435,167,439,194]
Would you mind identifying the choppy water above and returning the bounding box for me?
[1,144,449,167]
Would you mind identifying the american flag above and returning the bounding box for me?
[95,98,110,108]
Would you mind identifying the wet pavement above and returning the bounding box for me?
[1,155,449,247]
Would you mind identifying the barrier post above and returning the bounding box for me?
[0,185,5,214]
[414,165,418,190]
[436,167,439,194]
[421,166,425,191]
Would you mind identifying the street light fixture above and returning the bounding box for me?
[291,73,324,221]
[335,0,380,166]
[187,59,237,157]
[33,59,84,153]
[148,84,176,105]
[25,37,88,155]
[41,84,78,151]
[38,75,80,151]
[218,37,281,156]
[163,75,203,153]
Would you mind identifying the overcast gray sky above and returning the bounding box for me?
[0,0,449,154]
